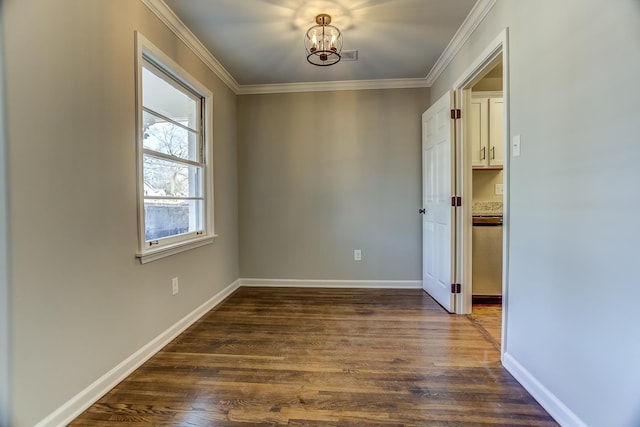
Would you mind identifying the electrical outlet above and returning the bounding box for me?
[354,249,362,261]
[495,184,504,195]
[172,277,179,295]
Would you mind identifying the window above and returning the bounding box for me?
[135,33,214,263]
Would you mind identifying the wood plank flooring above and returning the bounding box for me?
[71,288,557,426]
[468,304,502,351]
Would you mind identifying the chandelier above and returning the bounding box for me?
[304,14,343,66]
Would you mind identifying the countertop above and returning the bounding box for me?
[472,201,503,216]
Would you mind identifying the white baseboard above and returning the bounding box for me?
[35,279,241,427]
[502,352,587,427]
[240,278,422,289]
[35,279,420,426]
[33,280,593,427]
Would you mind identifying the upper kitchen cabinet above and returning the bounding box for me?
[470,92,503,169]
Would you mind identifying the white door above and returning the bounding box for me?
[422,91,455,313]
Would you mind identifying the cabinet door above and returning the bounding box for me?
[470,98,488,168]
[488,98,504,167]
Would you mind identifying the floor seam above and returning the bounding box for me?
[466,314,501,352]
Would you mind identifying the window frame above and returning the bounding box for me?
[135,32,215,263]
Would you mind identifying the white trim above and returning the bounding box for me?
[237,78,429,95]
[500,29,511,363]
[450,28,509,358]
[503,353,588,427]
[136,235,217,264]
[135,32,216,262]
[425,0,497,86]
[0,13,9,425]
[240,278,422,289]
[140,0,241,94]
[34,279,422,425]
[452,30,506,90]
[34,280,241,427]
[140,0,489,95]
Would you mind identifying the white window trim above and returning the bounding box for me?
[135,32,216,264]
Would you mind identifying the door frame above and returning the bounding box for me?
[452,29,510,356]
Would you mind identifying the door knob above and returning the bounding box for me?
[419,209,426,214]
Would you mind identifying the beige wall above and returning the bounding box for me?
[472,77,502,92]
[473,169,503,203]
[4,1,239,425]
[238,88,429,280]
[431,1,640,425]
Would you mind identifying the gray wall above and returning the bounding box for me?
[4,1,239,425]
[238,89,429,280]
[8,0,639,425]
[432,1,640,426]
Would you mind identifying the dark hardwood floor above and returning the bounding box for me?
[71,288,557,426]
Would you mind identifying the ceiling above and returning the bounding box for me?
[162,0,479,87]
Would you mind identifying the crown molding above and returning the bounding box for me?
[425,0,497,86]
[141,0,241,94]
[142,0,492,95]
[237,78,430,95]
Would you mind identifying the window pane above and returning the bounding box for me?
[144,199,203,241]
[143,111,199,162]
[137,47,211,256]
[142,64,198,132]
[143,155,203,198]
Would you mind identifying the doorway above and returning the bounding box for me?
[420,29,510,353]
[468,61,504,347]
[452,29,510,356]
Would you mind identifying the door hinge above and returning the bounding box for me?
[450,108,461,120]
[451,283,461,294]
[451,196,462,207]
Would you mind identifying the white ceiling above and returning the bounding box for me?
[162,0,479,87]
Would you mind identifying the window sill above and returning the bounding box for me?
[136,234,217,264]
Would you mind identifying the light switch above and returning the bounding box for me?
[512,134,521,157]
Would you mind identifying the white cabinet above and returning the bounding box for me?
[470,93,503,169]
